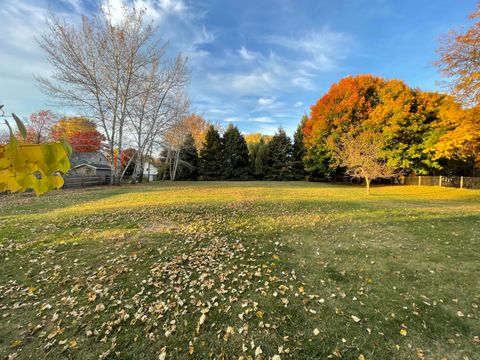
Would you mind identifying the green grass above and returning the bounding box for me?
[0,181,479,359]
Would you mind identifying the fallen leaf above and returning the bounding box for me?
[158,347,167,360]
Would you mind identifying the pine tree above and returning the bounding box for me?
[265,128,293,180]
[291,116,307,180]
[199,125,224,180]
[222,124,250,180]
[176,134,198,180]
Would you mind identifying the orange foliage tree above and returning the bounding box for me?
[180,114,210,150]
[434,4,480,106]
[303,74,467,176]
[50,117,104,153]
[244,133,273,145]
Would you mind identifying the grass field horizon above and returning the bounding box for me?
[1,182,479,359]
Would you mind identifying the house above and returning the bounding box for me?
[143,160,159,182]
[68,152,112,184]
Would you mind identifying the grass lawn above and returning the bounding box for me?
[0,181,479,359]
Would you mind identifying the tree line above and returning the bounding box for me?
[160,123,307,181]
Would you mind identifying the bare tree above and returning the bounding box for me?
[159,96,191,181]
[125,55,189,182]
[36,7,188,184]
[337,131,396,195]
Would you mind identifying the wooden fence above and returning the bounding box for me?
[63,175,107,189]
[403,175,480,189]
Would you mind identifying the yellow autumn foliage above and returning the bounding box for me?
[0,136,71,195]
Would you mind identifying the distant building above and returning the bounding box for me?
[143,161,159,182]
[68,152,112,184]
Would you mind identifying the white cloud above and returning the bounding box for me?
[292,77,314,90]
[258,97,275,106]
[266,27,351,71]
[223,116,274,124]
[0,0,72,115]
[294,101,303,107]
[250,116,275,123]
[60,0,84,13]
[157,0,186,12]
[204,28,350,98]
[101,0,187,24]
[239,46,258,61]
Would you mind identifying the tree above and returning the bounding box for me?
[199,125,223,180]
[434,5,480,106]
[303,75,465,176]
[50,117,105,153]
[175,134,199,180]
[429,105,480,176]
[264,128,292,180]
[37,8,188,184]
[126,55,189,182]
[248,138,269,179]
[182,114,210,150]
[246,134,271,179]
[291,116,307,180]
[222,124,250,180]
[119,148,138,178]
[24,110,57,144]
[337,131,396,195]
[244,133,273,145]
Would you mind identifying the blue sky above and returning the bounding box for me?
[0,0,477,135]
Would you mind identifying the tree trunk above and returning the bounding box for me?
[365,177,370,195]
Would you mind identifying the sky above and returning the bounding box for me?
[0,0,477,136]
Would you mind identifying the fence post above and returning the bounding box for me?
[418,175,422,186]
[460,176,464,189]
[439,176,442,187]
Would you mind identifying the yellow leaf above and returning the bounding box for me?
[10,339,22,348]
[27,287,37,295]
[358,355,366,360]
[188,341,194,355]
[400,328,407,336]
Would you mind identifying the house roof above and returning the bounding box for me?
[70,152,109,167]
[73,164,111,171]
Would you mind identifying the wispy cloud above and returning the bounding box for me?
[258,97,275,106]
[266,27,351,71]
[239,46,258,61]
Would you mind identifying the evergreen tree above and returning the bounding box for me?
[199,125,224,180]
[264,128,293,180]
[291,116,307,180]
[176,134,198,180]
[159,148,170,180]
[222,124,250,179]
